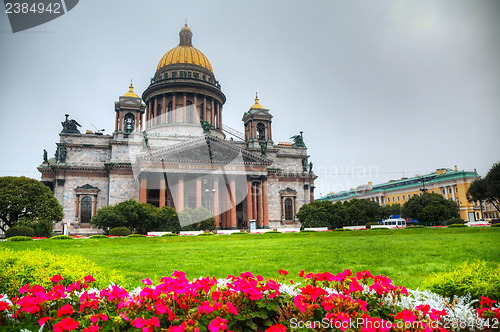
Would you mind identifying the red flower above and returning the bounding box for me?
[38,317,49,326]
[266,324,287,332]
[394,309,417,323]
[278,269,288,276]
[57,303,74,317]
[51,275,64,283]
[53,317,79,332]
[299,270,305,277]
[0,301,10,311]
[208,317,229,332]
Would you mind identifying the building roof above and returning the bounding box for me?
[156,24,213,73]
[122,83,139,98]
[320,168,479,201]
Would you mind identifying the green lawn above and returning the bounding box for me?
[1,227,498,290]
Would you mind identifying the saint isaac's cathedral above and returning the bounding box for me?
[38,25,317,233]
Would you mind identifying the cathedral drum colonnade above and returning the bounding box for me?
[38,25,317,233]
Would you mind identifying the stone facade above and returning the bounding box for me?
[38,25,316,233]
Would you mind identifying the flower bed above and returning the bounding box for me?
[1,269,498,331]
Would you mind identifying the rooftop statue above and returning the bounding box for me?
[61,114,81,134]
[290,131,306,148]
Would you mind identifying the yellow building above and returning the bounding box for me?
[320,166,481,221]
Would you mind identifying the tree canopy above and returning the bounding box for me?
[0,176,63,233]
[91,199,180,234]
[297,199,384,229]
[401,193,458,225]
[467,162,500,213]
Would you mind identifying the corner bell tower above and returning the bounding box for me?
[242,94,273,148]
[114,83,145,134]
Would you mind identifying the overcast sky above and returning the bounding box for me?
[1,0,499,197]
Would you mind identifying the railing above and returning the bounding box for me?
[221,124,245,141]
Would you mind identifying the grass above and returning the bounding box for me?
[1,227,498,290]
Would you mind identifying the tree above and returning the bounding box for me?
[296,200,337,229]
[178,207,215,231]
[382,203,402,219]
[157,206,181,233]
[343,199,383,226]
[467,162,500,213]
[91,199,160,234]
[0,176,63,233]
[402,193,458,226]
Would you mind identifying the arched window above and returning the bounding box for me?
[257,123,266,140]
[80,196,92,223]
[186,100,193,123]
[124,113,135,133]
[284,198,293,220]
[167,101,173,123]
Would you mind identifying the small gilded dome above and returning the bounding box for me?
[250,93,264,109]
[156,24,213,73]
[123,83,139,98]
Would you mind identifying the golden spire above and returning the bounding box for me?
[251,92,264,109]
[123,81,139,98]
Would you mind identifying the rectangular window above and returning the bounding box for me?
[172,71,177,78]
[397,196,400,201]
[449,188,452,193]
[194,72,199,79]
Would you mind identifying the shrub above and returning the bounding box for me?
[262,231,282,234]
[50,235,73,240]
[161,233,179,237]
[300,229,317,233]
[6,236,33,241]
[422,261,500,301]
[405,225,426,229]
[335,228,352,231]
[491,223,500,227]
[0,248,124,298]
[447,224,466,228]
[446,218,465,225]
[197,232,214,236]
[126,234,146,238]
[109,227,131,236]
[365,222,380,229]
[231,232,248,235]
[179,207,216,231]
[18,219,54,238]
[370,227,391,231]
[89,234,108,239]
[157,206,181,233]
[5,226,34,238]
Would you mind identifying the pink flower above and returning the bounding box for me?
[142,278,153,285]
[19,284,31,294]
[51,275,64,283]
[208,317,229,332]
[38,317,49,326]
[90,315,99,323]
[226,301,238,315]
[84,275,96,283]
[169,324,186,332]
[57,303,74,317]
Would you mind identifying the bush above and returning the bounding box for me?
[447,224,466,228]
[197,232,214,236]
[161,233,179,237]
[365,222,380,229]
[126,234,146,238]
[491,223,500,227]
[89,234,108,239]
[231,232,249,235]
[109,227,131,236]
[422,261,500,301]
[0,248,124,298]
[405,225,426,229]
[5,226,34,238]
[262,231,282,234]
[18,219,54,238]
[6,236,33,241]
[446,218,465,225]
[179,207,216,231]
[335,228,352,231]
[300,230,317,233]
[50,235,73,240]
[370,227,391,231]
[157,206,181,233]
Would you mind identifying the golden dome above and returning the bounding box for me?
[156,24,213,73]
[250,93,264,109]
[123,83,139,98]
